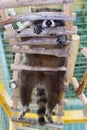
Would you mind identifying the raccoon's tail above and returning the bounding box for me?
[36,87,47,125]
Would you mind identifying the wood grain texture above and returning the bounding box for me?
[0,12,75,26]
[0,0,74,9]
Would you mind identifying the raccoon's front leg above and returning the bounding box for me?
[34,25,42,34]
[56,35,70,48]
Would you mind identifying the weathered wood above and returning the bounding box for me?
[11,64,66,72]
[11,106,63,116]
[81,47,87,58]
[0,8,19,129]
[17,127,39,130]
[0,0,74,9]
[12,37,70,47]
[11,53,21,129]
[64,4,73,31]
[76,70,87,97]
[65,35,80,83]
[12,46,68,58]
[12,117,63,129]
[0,12,75,26]
[4,26,77,39]
[71,77,87,105]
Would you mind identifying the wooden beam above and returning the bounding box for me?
[4,26,77,39]
[11,64,66,72]
[0,12,75,26]
[0,0,74,9]
[12,46,68,58]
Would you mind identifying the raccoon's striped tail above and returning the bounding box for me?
[36,87,47,125]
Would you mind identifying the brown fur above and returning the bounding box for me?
[18,7,68,125]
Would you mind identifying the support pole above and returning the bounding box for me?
[71,77,87,116]
[66,35,80,83]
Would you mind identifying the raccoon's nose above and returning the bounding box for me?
[46,20,52,27]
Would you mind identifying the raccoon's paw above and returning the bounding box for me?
[46,113,53,124]
[45,109,53,124]
[34,25,42,34]
[18,106,29,120]
[56,35,69,48]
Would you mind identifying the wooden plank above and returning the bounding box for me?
[0,0,74,9]
[12,47,68,58]
[17,127,39,130]
[4,26,77,39]
[0,12,75,26]
[11,106,64,116]
[12,37,70,47]
[12,117,63,129]
[11,64,66,72]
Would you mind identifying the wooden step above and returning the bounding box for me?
[12,47,68,57]
[0,0,74,9]
[17,127,39,130]
[12,117,63,129]
[12,38,70,47]
[11,64,66,72]
[10,107,64,116]
[0,12,75,26]
[4,26,77,39]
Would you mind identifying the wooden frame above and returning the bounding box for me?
[0,0,80,129]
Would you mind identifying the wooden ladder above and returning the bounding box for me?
[0,0,80,130]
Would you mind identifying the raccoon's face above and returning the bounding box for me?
[42,20,55,28]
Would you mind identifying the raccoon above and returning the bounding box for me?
[18,7,69,125]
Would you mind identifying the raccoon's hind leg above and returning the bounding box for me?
[45,92,58,124]
[37,87,47,125]
[18,70,34,119]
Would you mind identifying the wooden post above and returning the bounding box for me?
[64,4,73,31]
[76,70,87,96]
[0,8,20,129]
[65,35,80,83]
[71,77,87,116]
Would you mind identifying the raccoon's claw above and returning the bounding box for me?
[18,106,30,120]
[46,112,53,124]
[34,25,42,34]
[46,114,53,124]
[18,111,26,120]
[56,35,70,48]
